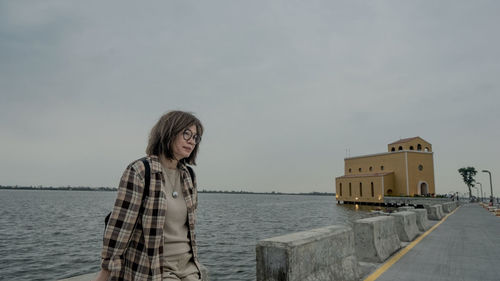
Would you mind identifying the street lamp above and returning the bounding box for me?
[481,170,494,203]
[476,182,483,202]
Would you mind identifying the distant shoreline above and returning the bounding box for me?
[0,186,117,192]
[199,190,334,196]
[0,186,334,196]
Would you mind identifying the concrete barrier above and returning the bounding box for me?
[256,225,360,281]
[390,211,419,242]
[409,209,431,231]
[58,264,210,281]
[442,202,456,213]
[424,204,444,220]
[398,206,431,231]
[354,216,401,263]
[441,202,451,213]
[495,209,500,216]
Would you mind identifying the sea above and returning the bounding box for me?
[0,190,380,281]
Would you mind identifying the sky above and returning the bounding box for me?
[1,0,499,196]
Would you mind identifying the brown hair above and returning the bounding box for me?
[146,111,204,165]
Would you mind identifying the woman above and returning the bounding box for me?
[94,111,204,281]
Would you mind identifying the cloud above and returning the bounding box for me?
[0,0,499,195]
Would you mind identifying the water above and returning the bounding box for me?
[0,190,378,281]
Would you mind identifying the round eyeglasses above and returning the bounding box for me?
[183,129,201,144]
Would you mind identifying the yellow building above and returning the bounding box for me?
[335,137,435,203]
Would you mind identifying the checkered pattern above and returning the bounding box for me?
[101,155,200,281]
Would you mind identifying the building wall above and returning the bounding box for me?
[406,152,435,195]
[336,150,435,202]
[343,153,407,195]
[387,137,432,153]
[335,173,395,203]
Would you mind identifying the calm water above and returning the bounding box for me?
[0,190,379,281]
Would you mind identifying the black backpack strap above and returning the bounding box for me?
[186,165,195,184]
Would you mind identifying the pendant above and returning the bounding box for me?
[172,191,178,198]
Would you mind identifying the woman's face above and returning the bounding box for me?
[172,124,198,160]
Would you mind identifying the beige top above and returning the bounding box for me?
[162,166,191,257]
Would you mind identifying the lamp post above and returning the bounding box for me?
[482,170,493,203]
[477,182,483,202]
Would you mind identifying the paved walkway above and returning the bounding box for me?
[374,203,500,281]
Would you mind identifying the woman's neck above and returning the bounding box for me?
[160,155,178,170]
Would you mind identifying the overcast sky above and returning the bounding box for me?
[1,1,499,196]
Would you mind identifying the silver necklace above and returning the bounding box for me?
[164,168,180,199]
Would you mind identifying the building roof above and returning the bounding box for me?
[388,136,429,145]
[336,171,394,179]
[345,150,431,160]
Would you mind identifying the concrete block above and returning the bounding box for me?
[354,216,401,263]
[441,202,450,213]
[390,211,419,242]
[256,225,360,281]
[488,207,496,212]
[437,204,445,217]
[407,209,431,231]
[424,204,444,220]
[442,202,456,213]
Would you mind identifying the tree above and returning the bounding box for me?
[458,167,477,201]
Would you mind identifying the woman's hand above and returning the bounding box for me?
[92,269,110,281]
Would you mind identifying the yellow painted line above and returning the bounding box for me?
[363,206,461,281]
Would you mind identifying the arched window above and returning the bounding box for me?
[417,144,422,151]
[339,183,343,196]
[418,165,423,171]
[358,168,362,172]
[371,182,374,197]
[398,146,403,151]
[424,147,429,152]
[359,182,363,197]
[381,165,384,171]
[410,146,414,150]
[349,183,352,196]
[391,147,395,152]
[369,166,373,172]
[348,168,352,173]
[387,189,393,195]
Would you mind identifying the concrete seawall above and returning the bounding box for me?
[62,202,459,281]
[383,197,454,207]
[256,203,456,281]
[256,225,360,281]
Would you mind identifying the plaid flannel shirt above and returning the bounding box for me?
[101,155,201,281]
